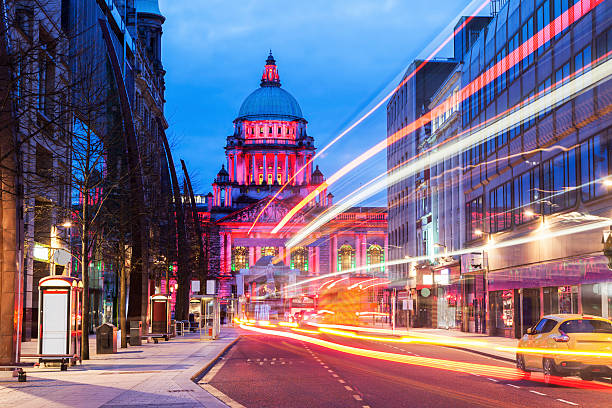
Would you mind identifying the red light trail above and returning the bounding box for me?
[239,324,612,391]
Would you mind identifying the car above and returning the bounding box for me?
[516,314,612,383]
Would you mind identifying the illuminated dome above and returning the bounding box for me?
[236,52,304,122]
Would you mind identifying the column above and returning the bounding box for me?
[220,233,226,275]
[226,187,232,207]
[384,235,389,277]
[252,154,256,184]
[263,154,267,184]
[308,247,313,273]
[285,155,289,183]
[355,235,362,273]
[315,247,320,276]
[255,246,261,261]
[279,247,285,265]
[274,154,278,183]
[249,246,255,268]
[225,233,232,275]
[361,235,368,269]
[331,235,338,273]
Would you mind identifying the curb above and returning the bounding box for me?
[191,336,241,383]
[446,345,516,364]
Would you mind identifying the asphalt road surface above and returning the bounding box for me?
[203,333,612,408]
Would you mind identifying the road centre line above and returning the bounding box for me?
[529,391,546,396]
[556,399,578,406]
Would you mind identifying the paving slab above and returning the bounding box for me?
[0,327,240,408]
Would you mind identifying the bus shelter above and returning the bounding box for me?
[190,295,220,339]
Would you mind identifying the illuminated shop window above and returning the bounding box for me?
[291,247,308,271]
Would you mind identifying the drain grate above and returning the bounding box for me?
[167,389,194,393]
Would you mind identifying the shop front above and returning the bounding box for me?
[433,265,461,329]
[488,255,612,338]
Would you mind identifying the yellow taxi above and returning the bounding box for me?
[516,314,612,382]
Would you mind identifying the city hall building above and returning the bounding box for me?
[200,54,388,306]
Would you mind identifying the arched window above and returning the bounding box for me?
[291,247,308,271]
[267,174,273,185]
[338,245,354,272]
[367,244,384,272]
[232,247,249,271]
[262,247,277,257]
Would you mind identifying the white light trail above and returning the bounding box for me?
[286,59,612,248]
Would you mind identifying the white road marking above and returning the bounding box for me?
[328,369,334,373]
[344,386,353,391]
[323,366,329,368]
[338,379,346,384]
[556,399,578,406]
[507,384,520,389]
[332,374,339,378]
[487,378,498,382]
[353,395,363,401]
[529,391,546,396]
[259,362,263,365]
[363,406,371,408]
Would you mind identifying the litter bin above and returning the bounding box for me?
[96,323,117,354]
[129,321,142,346]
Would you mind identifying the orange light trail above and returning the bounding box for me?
[246,0,492,235]
[239,324,612,390]
[272,0,605,235]
[286,52,612,248]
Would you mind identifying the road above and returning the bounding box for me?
[201,331,612,408]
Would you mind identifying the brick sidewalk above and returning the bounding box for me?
[0,328,241,407]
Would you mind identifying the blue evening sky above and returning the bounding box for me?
[160,0,484,203]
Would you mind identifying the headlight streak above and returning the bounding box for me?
[272,0,605,236]
[239,324,612,390]
[285,56,612,249]
[246,0,493,235]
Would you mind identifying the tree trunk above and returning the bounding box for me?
[120,261,127,348]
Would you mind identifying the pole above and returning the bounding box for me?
[391,289,396,333]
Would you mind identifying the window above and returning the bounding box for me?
[555,61,570,86]
[489,182,512,233]
[36,144,53,178]
[496,49,507,95]
[521,18,535,71]
[559,319,612,334]
[508,33,520,83]
[523,91,536,129]
[466,196,484,241]
[536,0,551,55]
[553,0,570,41]
[580,134,610,202]
[367,245,384,273]
[338,245,354,272]
[291,247,309,271]
[542,147,578,213]
[262,247,277,257]
[232,247,249,271]
[514,167,540,225]
[537,76,552,118]
[508,123,521,140]
[574,45,592,73]
[278,127,282,134]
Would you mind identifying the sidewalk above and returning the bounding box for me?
[0,327,241,408]
[404,328,518,362]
